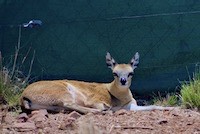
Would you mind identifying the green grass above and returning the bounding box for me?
[0,26,34,110]
[180,68,200,110]
[152,92,180,107]
[153,67,200,111]
[0,82,22,108]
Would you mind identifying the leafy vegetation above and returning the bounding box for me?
[0,26,35,109]
[0,80,22,108]
[153,66,200,111]
[180,67,200,110]
[152,92,180,107]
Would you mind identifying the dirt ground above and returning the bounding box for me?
[0,106,200,134]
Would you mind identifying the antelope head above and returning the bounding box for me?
[106,52,139,88]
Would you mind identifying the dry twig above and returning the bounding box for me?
[11,25,21,80]
[114,125,154,130]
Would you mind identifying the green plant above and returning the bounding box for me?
[152,92,180,107]
[0,80,22,108]
[0,57,24,108]
[180,67,200,110]
[0,26,35,109]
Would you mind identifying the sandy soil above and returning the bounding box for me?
[0,106,200,134]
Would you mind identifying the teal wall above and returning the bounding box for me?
[1,0,200,95]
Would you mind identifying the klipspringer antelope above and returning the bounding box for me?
[20,52,173,114]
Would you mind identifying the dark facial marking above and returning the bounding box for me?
[128,72,134,77]
[113,72,118,77]
[106,63,112,67]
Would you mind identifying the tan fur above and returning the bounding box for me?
[21,52,173,114]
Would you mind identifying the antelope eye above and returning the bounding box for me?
[113,72,118,77]
[128,72,134,77]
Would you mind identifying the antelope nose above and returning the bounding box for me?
[120,78,127,85]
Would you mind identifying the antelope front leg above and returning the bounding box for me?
[122,100,137,110]
[130,104,174,111]
[129,103,174,111]
[124,100,174,111]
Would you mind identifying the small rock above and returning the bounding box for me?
[2,128,10,134]
[186,121,194,125]
[28,114,47,129]
[29,109,48,122]
[0,112,4,123]
[157,119,168,124]
[17,113,28,122]
[31,109,48,117]
[59,117,76,130]
[4,114,15,124]
[29,113,47,122]
[68,111,81,119]
[102,110,113,116]
[31,110,40,115]
[48,120,58,128]
[35,120,46,129]
[18,113,28,119]
[28,109,48,129]
[114,109,129,116]
[38,109,48,117]
[43,127,52,133]
[172,113,179,116]
[13,122,36,132]
[86,112,94,116]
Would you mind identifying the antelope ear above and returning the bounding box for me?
[130,52,139,69]
[106,52,117,70]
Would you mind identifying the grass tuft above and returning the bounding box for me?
[152,92,180,107]
[180,67,200,110]
[0,81,22,108]
[0,26,35,110]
